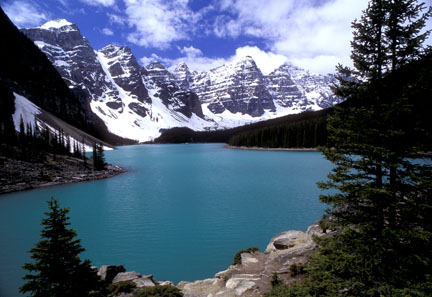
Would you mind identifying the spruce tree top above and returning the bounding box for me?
[20,198,102,297]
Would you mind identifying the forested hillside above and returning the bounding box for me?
[154,108,330,144]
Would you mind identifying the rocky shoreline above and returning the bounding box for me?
[224,145,319,152]
[0,155,126,194]
[100,222,328,297]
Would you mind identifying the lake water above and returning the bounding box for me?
[0,143,332,297]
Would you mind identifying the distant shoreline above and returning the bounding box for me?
[224,145,319,152]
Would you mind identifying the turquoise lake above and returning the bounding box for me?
[0,143,332,297]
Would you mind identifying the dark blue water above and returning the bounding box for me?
[0,144,332,297]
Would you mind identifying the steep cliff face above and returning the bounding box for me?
[189,56,275,117]
[274,64,340,110]
[98,44,152,106]
[22,20,125,113]
[173,62,195,89]
[145,62,204,118]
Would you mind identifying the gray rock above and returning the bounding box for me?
[177,222,322,297]
[158,281,175,286]
[265,230,308,253]
[225,277,257,296]
[98,265,126,282]
[113,272,157,288]
[132,277,156,288]
[112,271,142,283]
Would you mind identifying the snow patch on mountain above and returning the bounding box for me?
[39,19,72,29]
[12,93,40,131]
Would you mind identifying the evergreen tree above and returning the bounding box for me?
[92,143,106,170]
[272,1,432,296]
[20,198,104,297]
[19,115,25,144]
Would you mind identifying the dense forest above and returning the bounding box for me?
[228,115,327,148]
[154,108,330,144]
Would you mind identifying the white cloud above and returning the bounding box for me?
[233,46,288,74]
[124,0,200,49]
[2,0,48,27]
[178,45,203,57]
[216,0,370,73]
[133,0,431,74]
[141,45,289,75]
[80,0,116,6]
[107,12,126,26]
[140,53,166,67]
[140,46,230,72]
[102,27,114,35]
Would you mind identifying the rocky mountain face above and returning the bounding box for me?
[145,62,203,118]
[22,20,209,142]
[189,56,275,117]
[22,19,341,142]
[21,20,128,118]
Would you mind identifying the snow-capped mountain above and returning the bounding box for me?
[189,56,275,117]
[22,19,341,142]
[22,20,212,142]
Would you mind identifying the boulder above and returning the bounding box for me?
[98,265,126,282]
[178,278,231,297]
[113,272,157,288]
[306,222,324,239]
[132,277,155,288]
[158,281,175,286]
[264,230,308,253]
[225,277,257,296]
[112,271,142,283]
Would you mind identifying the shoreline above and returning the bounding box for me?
[224,145,320,152]
[0,155,126,195]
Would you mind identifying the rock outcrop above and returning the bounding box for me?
[98,265,126,283]
[100,222,326,297]
[178,222,325,297]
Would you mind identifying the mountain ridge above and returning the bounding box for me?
[21,18,342,142]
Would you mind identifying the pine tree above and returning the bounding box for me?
[19,115,25,144]
[97,143,106,170]
[275,1,432,296]
[92,143,106,170]
[20,198,104,297]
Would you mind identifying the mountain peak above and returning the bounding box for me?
[39,19,74,30]
[146,61,166,71]
[100,44,132,54]
[234,55,258,68]
[176,62,189,70]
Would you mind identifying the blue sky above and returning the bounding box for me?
[2,0,432,74]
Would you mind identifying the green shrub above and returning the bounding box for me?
[232,247,259,265]
[289,263,305,277]
[270,273,282,288]
[133,285,183,297]
[107,281,136,296]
